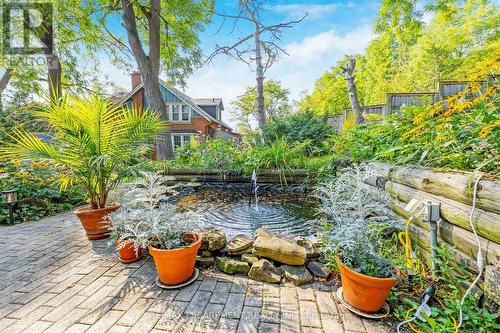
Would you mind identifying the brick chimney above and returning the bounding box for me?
[131,71,142,90]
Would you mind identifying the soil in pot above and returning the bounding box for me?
[337,260,397,313]
[74,204,120,240]
[149,232,201,285]
[116,240,142,264]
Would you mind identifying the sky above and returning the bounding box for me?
[95,0,380,127]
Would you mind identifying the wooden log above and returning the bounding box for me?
[162,175,308,184]
[162,168,310,177]
[390,201,500,267]
[389,166,500,214]
[385,181,500,244]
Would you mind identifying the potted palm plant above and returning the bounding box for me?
[111,172,201,285]
[0,94,165,239]
[316,165,401,313]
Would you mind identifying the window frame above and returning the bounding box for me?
[171,133,194,150]
[166,103,191,123]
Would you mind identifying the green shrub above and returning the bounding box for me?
[332,97,499,174]
[0,160,85,223]
[260,111,334,155]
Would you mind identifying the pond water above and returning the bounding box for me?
[174,186,319,239]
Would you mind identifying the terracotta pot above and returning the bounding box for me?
[148,232,201,285]
[74,204,120,240]
[337,259,397,313]
[116,240,142,264]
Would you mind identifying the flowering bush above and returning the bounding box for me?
[107,172,200,251]
[0,160,85,223]
[332,84,499,174]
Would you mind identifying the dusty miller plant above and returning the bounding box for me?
[316,164,401,278]
[107,172,200,251]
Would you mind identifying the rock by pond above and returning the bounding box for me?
[253,228,306,265]
[241,253,259,265]
[196,256,215,268]
[227,234,253,256]
[248,259,282,283]
[279,265,313,286]
[307,261,331,278]
[215,257,250,275]
[200,228,227,252]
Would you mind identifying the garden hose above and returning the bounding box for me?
[457,174,484,329]
[398,217,417,283]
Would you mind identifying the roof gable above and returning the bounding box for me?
[118,81,232,131]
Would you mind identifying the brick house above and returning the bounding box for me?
[117,72,238,151]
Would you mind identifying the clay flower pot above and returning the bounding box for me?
[337,259,397,313]
[116,240,142,264]
[74,204,120,240]
[148,232,201,285]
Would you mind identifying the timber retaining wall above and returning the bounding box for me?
[365,162,500,308]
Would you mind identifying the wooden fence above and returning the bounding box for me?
[365,162,500,308]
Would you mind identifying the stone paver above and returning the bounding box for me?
[0,211,394,332]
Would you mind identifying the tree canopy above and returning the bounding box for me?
[302,0,500,115]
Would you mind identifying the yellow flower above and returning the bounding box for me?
[479,121,500,138]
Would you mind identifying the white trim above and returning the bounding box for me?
[166,103,191,123]
[171,133,194,150]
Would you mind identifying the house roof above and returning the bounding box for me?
[194,98,224,110]
[117,81,232,131]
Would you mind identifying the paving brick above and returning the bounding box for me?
[299,301,321,328]
[42,294,87,321]
[3,305,52,333]
[259,322,280,333]
[116,297,154,326]
[195,303,224,333]
[127,312,162,333]
[155,300,189,331]
[237,306,260,333]
[184,290,211,317]
[221,293,245,319]
[85,309,124,333]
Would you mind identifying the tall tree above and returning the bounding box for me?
[341,58,364,125]
[118,0,211,159]
[231,80,291,132]
[207,0,305,128]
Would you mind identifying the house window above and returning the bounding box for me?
[171,105,180,121]
[172,134,193,150]
[182,105,190,121]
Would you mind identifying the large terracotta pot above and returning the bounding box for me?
[116,240,142,264]
[148,232,201,285]
[74,204,120,240]
[337,259,397,313]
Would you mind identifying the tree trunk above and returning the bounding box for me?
[0,70,11,115]
[0,69,12,94]
[121,0,173,159]
[343,57,364,125]
[254,27,266,127]
[46,54,62,103]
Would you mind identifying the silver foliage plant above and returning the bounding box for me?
[107,172,200,251]
[316,164,401,278]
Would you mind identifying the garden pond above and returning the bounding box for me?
[171,183,320,239]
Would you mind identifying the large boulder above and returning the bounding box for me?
[248,259,281,283]
[215,257,250,275]
[253,228,306,265]
[227,234,253,256]
[200,228,227,252]
[279,265,313,286]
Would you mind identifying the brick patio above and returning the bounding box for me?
[0,211,393,333]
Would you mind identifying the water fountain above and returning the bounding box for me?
[249,170,259,209]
